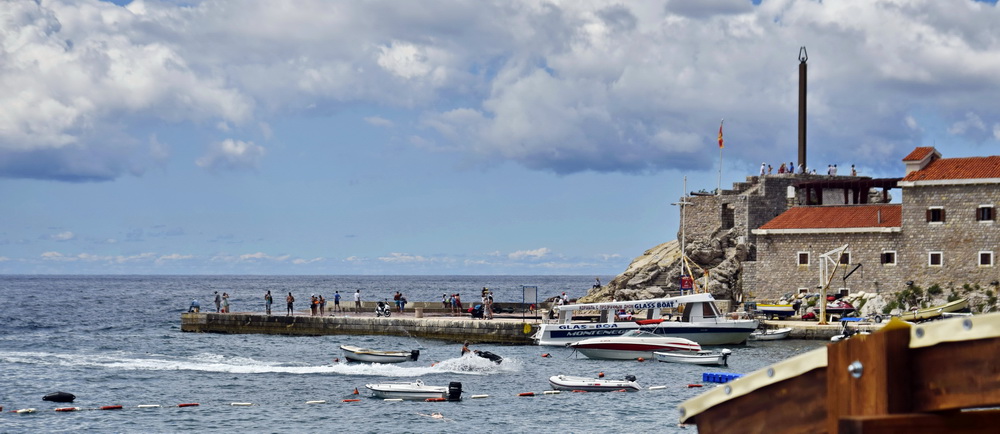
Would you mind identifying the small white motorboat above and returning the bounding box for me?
[340,345,419,363]
[568,329,702,360]
[548,374,641,392]
[654,349,732,366]
[748,327,792,341]
[364,380,462,401]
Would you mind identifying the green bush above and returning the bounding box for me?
[927,285,943,296]
[883,300,899,314]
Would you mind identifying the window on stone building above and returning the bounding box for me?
[880,251,896,265]
[928,251,943,267]
[798,288,808,295]
[839,252,851,266]
[977,206,994,222]
[979,251,993,267]
[797,252,809,266]
[926,207,945,223]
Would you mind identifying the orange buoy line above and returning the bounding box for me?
[517,392,535,397]
[177,403,200,407]
[424,398,446,402]
[342,399,360,403]
[55,407,81,412]
[687,384,703,388]
[100,405,123,410]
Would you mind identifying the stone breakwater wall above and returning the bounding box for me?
[180,313,537,344]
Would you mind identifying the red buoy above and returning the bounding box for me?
[353,388,359,395]
[517,392,535,397]
[424,398,446,402]
[598,372,604,378]
[177,403,200,407]
[100,405,123,410]
[636,357,645,362]
[342,399,360,402]
[55,407,80,412]
[541,353,550,358]
[687,384,703,388]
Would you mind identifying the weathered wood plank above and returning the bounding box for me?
[839,409,1000,434]
[694,368,826,434]
[826,327,912,432]
[911,339,1000,412]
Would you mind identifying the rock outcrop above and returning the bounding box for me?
[580,226,752,304]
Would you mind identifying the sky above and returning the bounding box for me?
[2,0,1000,275]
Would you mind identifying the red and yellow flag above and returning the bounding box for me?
[717,120,724,148]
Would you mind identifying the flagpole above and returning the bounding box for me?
[717,119,724,195]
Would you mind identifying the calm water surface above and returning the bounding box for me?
[0,276,824,433]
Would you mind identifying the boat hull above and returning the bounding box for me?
[757,304,795,319]
[536,322,757,346]
[569,336,702,360]
[897,299,969,322]
[364,382,448,400]
[748,327,792,341]
[341,345,419,363]
[548,375,641,392]
[654,350,730,366]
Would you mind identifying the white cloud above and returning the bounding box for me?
[378,252,430,263]
[292,257,324,265]
[365,116,394,128]
[508,247,550,260]
[196,139,266,172]
[48,231,76,241]
[5,0,1000,181]
[948,112,986,135]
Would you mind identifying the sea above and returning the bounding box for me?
[0,275,824,433]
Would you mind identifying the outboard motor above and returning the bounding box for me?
[447,382,463,401]
[43,392,76,403]
[410,349,420,362]
[624,375,637,383]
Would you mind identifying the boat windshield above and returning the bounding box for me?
[621,330,658,338]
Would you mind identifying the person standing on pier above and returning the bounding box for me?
[319,295,326,315]
[264,290,273,315]
[214,291,221,312]
[221,292,230,313]
[354,290,361,313]
[442,293,449,310]
[334,291,341,313]
[286,292,295,316]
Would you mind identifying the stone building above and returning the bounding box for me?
[748,147,1000,300]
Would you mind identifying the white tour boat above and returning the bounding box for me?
[364,380,462,401]
[548,374,642,392]
[533,293,758,346]
[568,329,701,360]
[340,345,420,363]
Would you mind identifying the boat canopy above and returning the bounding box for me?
[552,293,716,324]
[554,293,715,313]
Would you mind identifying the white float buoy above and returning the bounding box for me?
[230,402,254,406]
[470,394,489,399]
[542,390,560,395]
[305,400,327,404]
[137,404,161,408]
[383,398,404,402]
[648,385,667,390]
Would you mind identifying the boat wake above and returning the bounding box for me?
[0,350,520,377]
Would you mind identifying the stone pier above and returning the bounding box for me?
[180,311,539,344]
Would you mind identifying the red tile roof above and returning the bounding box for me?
[902,155,1000,182]
[758,204,901,230]
[902,147,936,162]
